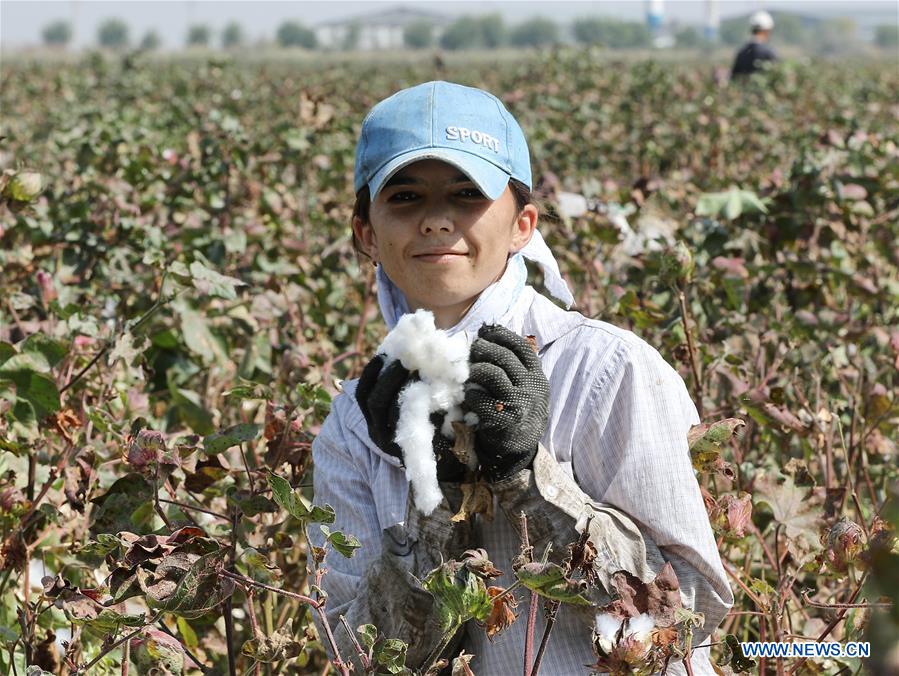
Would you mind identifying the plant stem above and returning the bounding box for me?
[678,289,704,418]
[122,637,130,676]
[422,620,459,675]
[245,591,263,676]
[518,511,538,676]
[220,570,350,675]
[240,442,256,494]
[223,598,237,676]
[73,617,158,675]
[60,272,173,394]
[158,498,230,520]
[339,614,371,671]
[530,601,559,676]
[523,594,539,676]
[220,570,318,606]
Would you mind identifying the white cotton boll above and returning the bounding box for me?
[396,381,444,514]
[625,613,656,642]
[441,407,463,437]
[378,310,470,514]
[595,613,623,642]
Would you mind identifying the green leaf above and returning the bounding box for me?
[130,501,159,532]
[515,561,591,605]
[189,260,246,300]
[695,187,767,221]
[0,351,50,374]
[204,423,261,454]
[695,191,728,218]
[107,331,149,366]
[224,382,274,401]
[179,305,225,365]
[687,418,745,472]
[81,608,146,632]
[724,188,743,220]
[171,387,215,435]
[320,526,361,558]
[227,489,278,517]
[739,189,768,214]
[267,473,336,523]
[241,619,305,663]
[10,399,38,439]
[374,637,408,674]
[177,617,199,651]
[21,333,68,368]
[0,342,15,366]
[238,548,283,583]
[749,578,775,596]
[753,473,824,556]
[134,628,186,674]
[0,626,17,644]
[147,550,235,619]
[722,633,757,672]
[19,372,60,418]
[357,624,378,649]
[90,474,154,536]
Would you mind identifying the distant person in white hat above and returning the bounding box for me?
[731,10,778,78]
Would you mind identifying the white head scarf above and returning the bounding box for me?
[376,228,575,334]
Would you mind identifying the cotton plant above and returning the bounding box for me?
[378,309,475,515]
[592,612,664,676]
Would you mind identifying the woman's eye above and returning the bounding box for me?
[387,191,419,203]
[458,187,486,199]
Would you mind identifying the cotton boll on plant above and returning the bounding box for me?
[594,612,623,653]
[627,613,656,642]
[593,612,656,654]
[378,309,470,515]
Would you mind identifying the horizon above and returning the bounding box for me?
[2,1,897,50]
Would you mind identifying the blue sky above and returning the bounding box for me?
[2,1,896,49]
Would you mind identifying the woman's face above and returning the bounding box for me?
[353,160,537,329]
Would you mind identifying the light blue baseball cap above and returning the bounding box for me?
[354,80,532,202]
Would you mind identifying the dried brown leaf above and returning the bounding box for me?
[482,586,519,640]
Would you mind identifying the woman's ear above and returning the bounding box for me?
[352,215,378,262]
[509,203,538,254]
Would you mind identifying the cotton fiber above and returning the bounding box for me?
[378,310,471,514]
[593,612,657,654]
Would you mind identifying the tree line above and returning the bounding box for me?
[39,13,899,52]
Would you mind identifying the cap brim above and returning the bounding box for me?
[368,147,511,202]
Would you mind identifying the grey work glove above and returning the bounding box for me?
[463,324,550,482]
[355,354,467,482]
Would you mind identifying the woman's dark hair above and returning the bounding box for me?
[351,178,535,262]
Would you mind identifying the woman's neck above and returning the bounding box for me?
[409,298,478,330]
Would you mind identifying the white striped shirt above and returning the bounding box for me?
[312,286,733,674]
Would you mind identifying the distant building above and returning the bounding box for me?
[315,6,452,50]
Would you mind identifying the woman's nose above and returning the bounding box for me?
[419,209,454,235]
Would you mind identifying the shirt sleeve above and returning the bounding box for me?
[310,399,474,670]
[574,340,734,648]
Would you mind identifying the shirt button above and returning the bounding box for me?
[544,485,558,499]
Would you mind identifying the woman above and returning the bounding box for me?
[312,81,732,674]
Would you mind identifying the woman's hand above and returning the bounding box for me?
[463,324,550,482]
[355,354,466,482]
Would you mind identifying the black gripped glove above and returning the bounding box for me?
[463,324,550,482]
[355,354,467,483]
